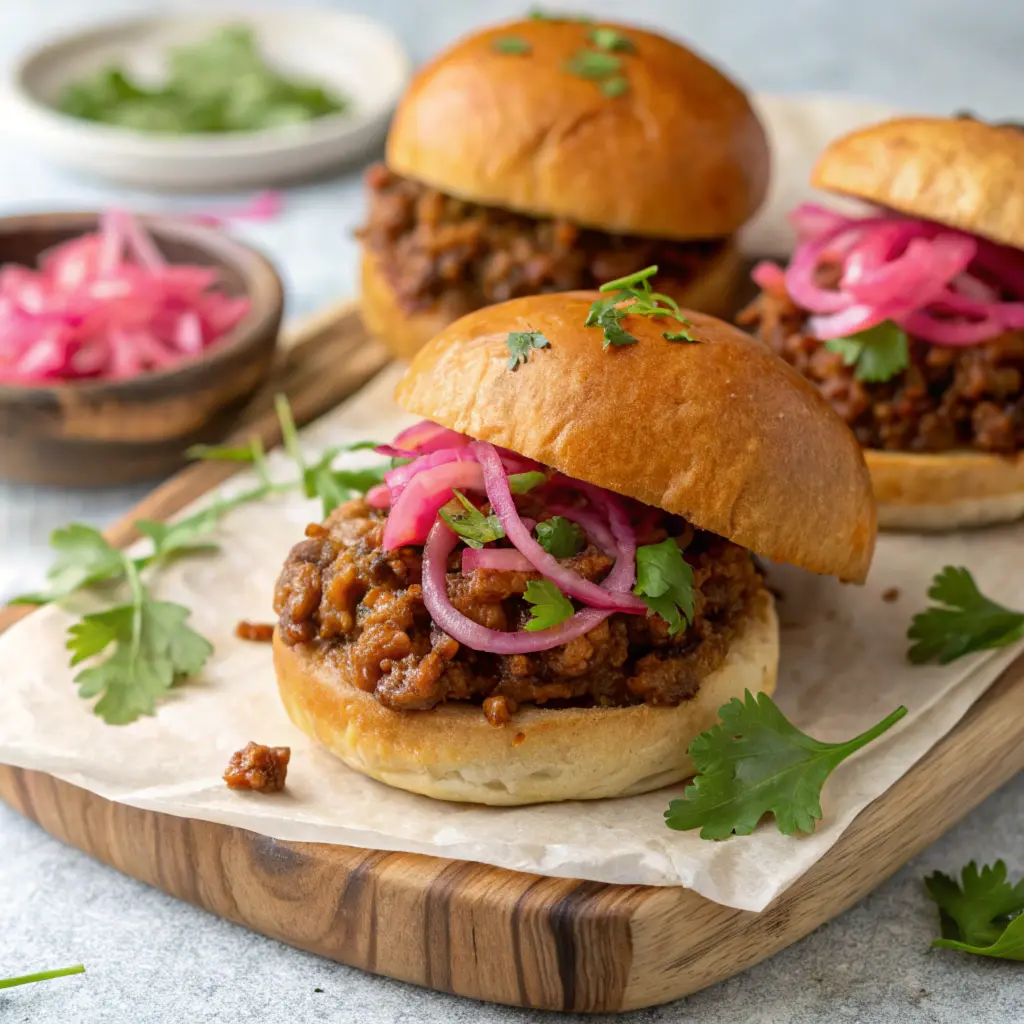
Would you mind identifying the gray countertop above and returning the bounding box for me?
[2,1,1023,1021]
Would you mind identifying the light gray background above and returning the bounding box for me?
[2,1,1023,1021]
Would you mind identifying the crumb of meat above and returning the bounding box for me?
[738,269,1024,454]
[882,587,901,603]
[224,742,291,793]
[513,732,526,746]
[274,499,765,718]
[235,621,275,643]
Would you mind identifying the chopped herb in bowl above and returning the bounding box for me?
[58,25,349,135]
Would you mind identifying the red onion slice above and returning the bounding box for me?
[423,523,610,655]
[462,548,535,573]
[473,441,646,614]
[365,483,391,509]
[374,444,419,459]
[382,461,485,550]
[384,447,478,500]
[393,420,472,453]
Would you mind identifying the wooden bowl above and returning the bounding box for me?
[0,212,284,486]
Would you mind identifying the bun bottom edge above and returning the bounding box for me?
[866,448,1024,530]
[273,589,779,806]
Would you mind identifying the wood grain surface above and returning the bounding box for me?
[1,304,1021,1012]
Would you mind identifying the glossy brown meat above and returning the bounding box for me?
[223,742,291,793]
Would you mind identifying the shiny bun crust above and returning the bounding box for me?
[395,292,877,581]
[812,116,1024,250]
[385,19,769,240]
[360,242,743,362]
[867,448,1024,530]
[273,591,777,806]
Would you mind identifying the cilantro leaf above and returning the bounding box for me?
[596,306,639,348]
[0,965,85,990]
[664,323,698,343]
[565,49,622,79]
[439,490,505,549]
[185,443,260,462]
[10,524,126,605]
[908,566,1024,665]
[926,861,1024,960]
[505,330,550,370]
[507,471,547,494]
[634,538,695,635]
[493,35,532,54]
[588,27,635,52]
[301,444,389,517]
[825,320,909,383]
[529,7,592,21]
[586,265,695,349]
[135,516,219,560]
[534,516,585,558]
[665,692,907,839]
[601,76,629,98]
[523,579,575,631]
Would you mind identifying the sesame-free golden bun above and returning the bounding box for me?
[812,116,1024,251]
[274,591,777,806]
[385,18,770,241]
[360,242,744,363]
[395,291,877,583]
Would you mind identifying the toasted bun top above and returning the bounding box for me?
[812,116,1024,250]
[385,19,769,240]
[394,293,877,582]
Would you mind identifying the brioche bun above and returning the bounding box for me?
[386,19,769,240]
[866,448,1024,530]
[812,116,1024,250]
[396,292,877,582]
[274,591,777,806]
[360,241,744,363]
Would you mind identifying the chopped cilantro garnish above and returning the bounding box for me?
[565,49,622,79]
[508,471,547,494]
[586,265,697,350]
[633,537,695,635]
[493,35,532,54]
[663,326,697,343]
[439,491,505,549]
[601,75,629,97]
[523,579,575,631]
[825,320,909,383]
[529,7,593,22]
[588,27,634,52]
[505,330,550,371]
[534,516,585,558]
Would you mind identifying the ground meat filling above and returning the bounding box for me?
[738,270,1024,454]
[359,164,726,317]
[274,499,764,717]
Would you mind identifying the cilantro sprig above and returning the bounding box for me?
[439,491,505,549]
[507,471,547,494]
[523,579,575,631]
[908,566,1024,665]
[0,964,85,990]
[493,35,532,55]
[505,330,550,370]
[665,691,907,839]
[826,320,909,383]
[588,27,634,52]
[535,516,585,558]
[633,537,695,636]
[926,860,1024,960]
[586,265,697,349]
[11,396,386,725]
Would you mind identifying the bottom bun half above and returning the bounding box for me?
[867,448,1024,531]
[359,240,744,363]
[273,589,778,806]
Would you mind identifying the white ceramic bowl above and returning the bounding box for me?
[4,11,411,190]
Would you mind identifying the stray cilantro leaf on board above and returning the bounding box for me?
[0,965,85,990]
[825,321,909,383]
[493,35,532,54]
[506,330,550,370]
[926,861,1024,960]
[10,525,126,605]
[303,449,388,517]
[439,491,506,549]
[633,538,695,635]
[588,26,634,51]
[507,471,547,494]
[908,566,1024,665]
[535,516,586,558]
[523,579,575,631]
[586,266,697,350]
[665,692,907,839]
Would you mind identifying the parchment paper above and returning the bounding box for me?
[1,96,1022,913]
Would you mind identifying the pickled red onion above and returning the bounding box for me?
[392,420,472,453]
[461,548,535,573]
[381,460,485,550]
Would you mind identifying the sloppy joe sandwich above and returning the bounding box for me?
[273,275,875,805]
[358,15,770,360]
[740,115,1024,530]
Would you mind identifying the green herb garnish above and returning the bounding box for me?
[600,76,629,98]
[529,7,593,22]
[534,516,585,558]
[58,26,348,135]
[523,579,575,630]
[565,48,622,79]
[508,471,547,494]
[493,35,532,54]
[0,965,85,990]
[633,537,695,636]
[505,330,551,370]
[825,320,909,383]
[908,566,1024,665]
[665,693,908,839]
[926,861,1024,960]
[586,265,696,349]
[588,27,634,52]
[439,491,505,549]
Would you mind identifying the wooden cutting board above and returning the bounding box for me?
[1,304,1022,1013]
